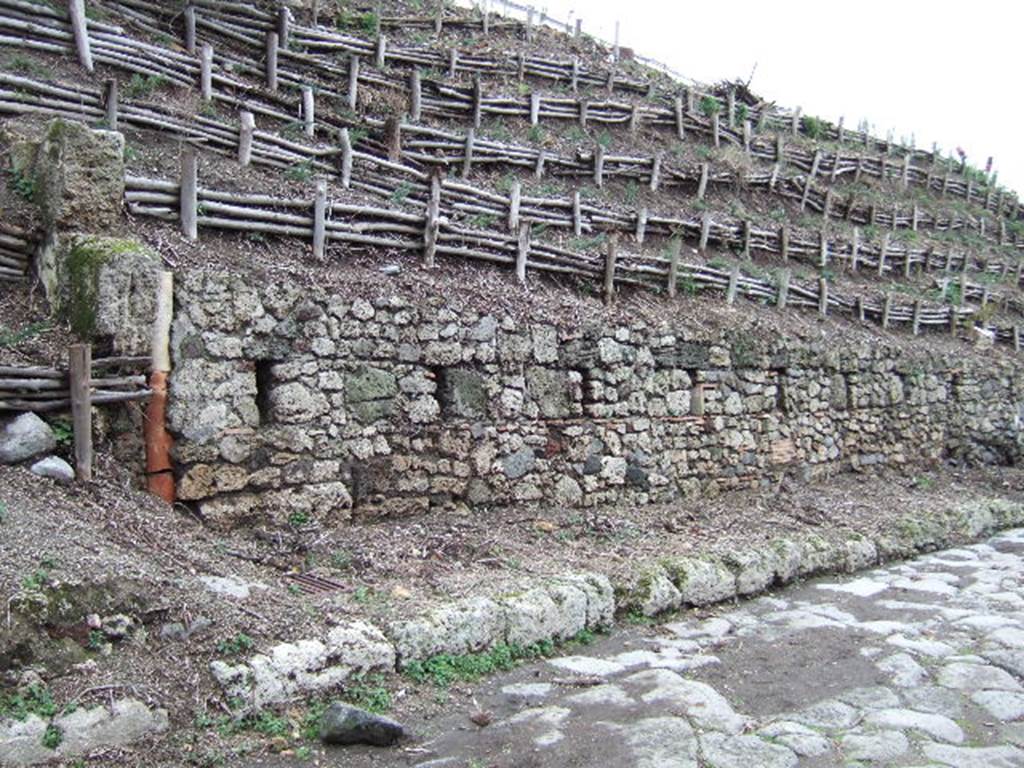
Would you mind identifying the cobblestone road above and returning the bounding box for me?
[409,528,1024,767]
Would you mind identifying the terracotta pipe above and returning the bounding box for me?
[145,271,175,503]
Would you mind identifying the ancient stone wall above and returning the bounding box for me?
[168,270,1024,528]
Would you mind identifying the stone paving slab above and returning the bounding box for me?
[402,528,1024,767]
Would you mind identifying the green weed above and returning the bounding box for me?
[0,685,58,721]
[41,724,62,750]
[390,181,414,205]
[123,73,169,99]
[285,159,314,182]
[216,633,255,656]
[699,95,720,117]
[8,168,36,202]
[803,115,826,140]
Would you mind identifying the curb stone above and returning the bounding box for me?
[209,498,1024,708]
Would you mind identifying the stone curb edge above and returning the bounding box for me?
[211,497,1024,708]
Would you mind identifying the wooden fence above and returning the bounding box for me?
[0,353,151,413]
[123,167,1023,351]
[3,71,1016,260]
[102,0,990,178]
[0,223,36,283]
[2,0,1019,228]
[3,71,1019,310]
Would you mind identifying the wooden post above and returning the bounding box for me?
[674,95,685,140]
[376,35,387,68]
[775,134,785,163]
[238,109,254,166]
[385,116,401,162]
[635,208,648,244]
[593,144,604,188]
[199,43,213,103]
[529,92,541,125]
[69,0,94,72]
[791,106,801,137]
[837,115,845,143]
[423,173,440,267]
[579,99,588,129]
[312,179,327,259]
[779,224,789,261]
[742,120,751,155]
[726,265,740,305]
[471,76,483,129]
[901,153,911,189]
[603,236,618,305]
[435,0,444,36]
[69,344,92,482]
[818,228,828,269]
[516,223,529,284]
[448,48,459,77]
[180,145,198,241]
[266,32,279,91]
[800,150,821,210]
[184,4,196,55]
[525,7,534,41]
[699,213,712,255]
[667,238,681,297]
[613,20,620,62]
[712,113,720,148]
[348,55,360,111]
[574,18,582,38]
[629,104,641,135]
[102,78,118,131]
[302,86,315,139]
[912,300,922,335]
[339,127,352,188]
[277,5,290,50]
[696,162,710,201]
[881,293,892,330]
[410,69,422,121]
[1014,326,1021,352]
[727,88,736,128]
[462,128,475,177]
[508,181,521,232]
[877,233,888,276]
[570,57,579,92]
[776,269,790,308]
[572,191,582,236]
[823,188,833,220]
[650,152,663,192]
[850,227,860,272]
[742,219,752,258]
[818,277,828,317]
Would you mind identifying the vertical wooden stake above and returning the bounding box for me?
[674,95,685,140]
[69,344,92,482]
[184,4,196,55]
[339,127,353,188]
[667,237,681,298]
[791,106,801,137]
[238,109,255,166]
[348,55,360,110]
[302,86,315,139]
[423,172,440,268]
[726,265,740,305]
[448,48,459,77]
[462,128,475,177]
[572,190,582,236]
[882,293,892,330]
[912,300,921,335]
[516,223,530,284]
[313,179,327,259]
[699,212,712,255]
[635,208,648,245]
[712,113,720,148]
[818,278,828,317]
[199,43,214,103]
[529,92,541,125]
[593,143,604,188]
[776,269,790,308]
[850,227,860,272]
[649,152,663,192]
[508,181,521,232]
[410,69,422,121]
[385,116,401,162]
[180,145,198,240]
[102,78,118,131]
[277,5,290,49]
[697,162,709,201]
[376,35,387,68]
[570,57,579,92]
[603,235,618,305]
[69,0,94,72]
[471,76,482,128]
[780,224,790,261]
[877,233,889,276]
[265,32,279,91]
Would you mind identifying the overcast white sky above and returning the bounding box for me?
[503,0,1022,192]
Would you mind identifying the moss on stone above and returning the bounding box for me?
[64,237,137,341]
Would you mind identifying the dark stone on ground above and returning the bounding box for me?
[319,702,408,747]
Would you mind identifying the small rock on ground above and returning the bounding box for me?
[319,702,407,746]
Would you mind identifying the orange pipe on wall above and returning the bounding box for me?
[144,370,175,503]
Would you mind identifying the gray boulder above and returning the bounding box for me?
[319,703,407,746]
[0,413,57,464]
[30,456,74,483]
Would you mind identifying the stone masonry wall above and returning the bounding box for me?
[168,270,1024,528]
